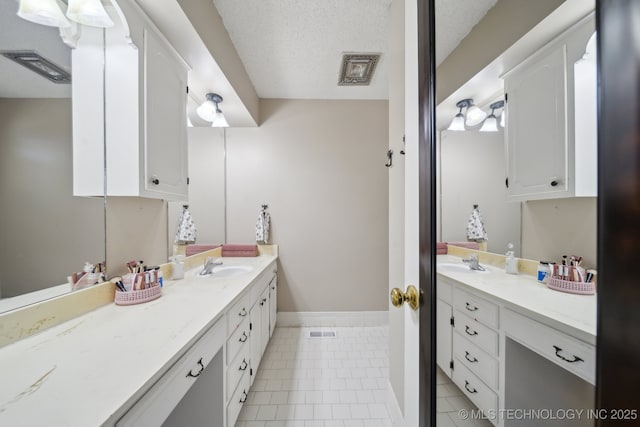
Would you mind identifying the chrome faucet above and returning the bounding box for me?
[200,257,223,275]
[462,254,485,271]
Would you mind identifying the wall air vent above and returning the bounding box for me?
[338,53,380,86]
[1,50,71,84]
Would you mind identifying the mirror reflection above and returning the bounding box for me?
[0,3,105,311]
[435,0,597,425]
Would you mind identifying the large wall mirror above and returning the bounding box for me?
[0,3,106,312]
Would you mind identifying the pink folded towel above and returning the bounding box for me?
[436,242,448,255]
[222,244,259,257]
[185,244,221,257]
[447,242,480,250]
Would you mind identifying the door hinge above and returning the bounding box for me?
[250,368,253,376]
[505,92,508,102]
[450,360,454,370]
[187,177,190,185]
[249,322,253,331]
[505,177,509,188]
[450,317,455,326]
[186,86,189,94]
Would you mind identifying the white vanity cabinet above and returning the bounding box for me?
[73,0,189,201]
[117,318,226,427]
[249,265,278,384]
[503,14,596,201]
[437,272,595,427]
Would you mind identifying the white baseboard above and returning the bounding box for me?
[387,381,405,427]
[277,311,388,327]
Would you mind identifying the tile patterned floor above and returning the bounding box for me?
[236,326,488,427]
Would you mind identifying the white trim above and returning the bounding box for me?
[277,311,388,327]
[387,381,405,427]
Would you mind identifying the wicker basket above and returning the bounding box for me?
[547,277,595,295]
[115,284,162,305]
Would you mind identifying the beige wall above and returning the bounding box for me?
[522,198,597,269]
[106,197,168,278]
[388,0,405,412]
[225,99,389,312]
[0,98,104,298]
[168,127,226,253]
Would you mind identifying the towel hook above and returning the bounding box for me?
[261,204,268,210]
[385,149,393,167]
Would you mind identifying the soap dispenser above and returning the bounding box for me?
[505,243,519,274]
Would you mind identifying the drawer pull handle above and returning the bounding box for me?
[186,357,205,378]
[239,390,248,403]
[465,325,478,336]
[465,302,478,312]
[239,359,248,371]
[553,345,584,363]
[239,307,248,317]
[464,380,478,394]
[464,351,478,363]
[239,332,248,343]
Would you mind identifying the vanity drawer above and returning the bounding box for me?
[453,288,499,328]
[452,361,498,426]
[227,316,250,363]
[454,311,499,357]
[117,318,225,427]
[227,335,251,399]
[437,278,453,304]
[227,291,251,336]
[453,331,499,390]
[227,366,251,427]
[503,308,595,384]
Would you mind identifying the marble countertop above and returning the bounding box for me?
[0,254,277,427]
[437,254,597,345]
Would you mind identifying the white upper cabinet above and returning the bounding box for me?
[503,14,596,201]
[73,0,188,201]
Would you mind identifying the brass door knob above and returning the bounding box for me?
[390,285,421,311]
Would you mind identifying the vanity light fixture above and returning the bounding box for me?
[480,100,505,132]
[17,0,114,28]
[465,100,488,127]
[447,99,472,131]
[17,0,71,28]
[196,93,229,128]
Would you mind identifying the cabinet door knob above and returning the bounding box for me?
[151,176,160,185]
[239,359,248,371]
[239,390,248,403]
[550,179,559,187]
[239,307,247,317]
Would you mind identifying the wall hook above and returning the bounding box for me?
[385,149,393,167]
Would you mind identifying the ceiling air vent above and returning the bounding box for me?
[338,53,380,86]
[1,50,71,84]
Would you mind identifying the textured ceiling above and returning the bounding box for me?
[213,0,498,100]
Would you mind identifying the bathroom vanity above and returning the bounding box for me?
[0,252,278,427]
[437,254,596,426]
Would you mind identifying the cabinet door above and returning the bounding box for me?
[505,44,567,200]
[436,299,453,378]
[259,286,270,357]
[268,275,277,337]
[143,27,188,200]
[249,302,261,385]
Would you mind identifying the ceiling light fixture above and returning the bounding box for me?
[196,93,229,128]
[447,99,472,131]
[17,0,114,28]
[480,100,505,132]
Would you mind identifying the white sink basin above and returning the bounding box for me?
[200,265,254,278]
[437,262,489,274]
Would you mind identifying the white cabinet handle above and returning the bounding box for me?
[239,307,248,317]
[186,357,205,378]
